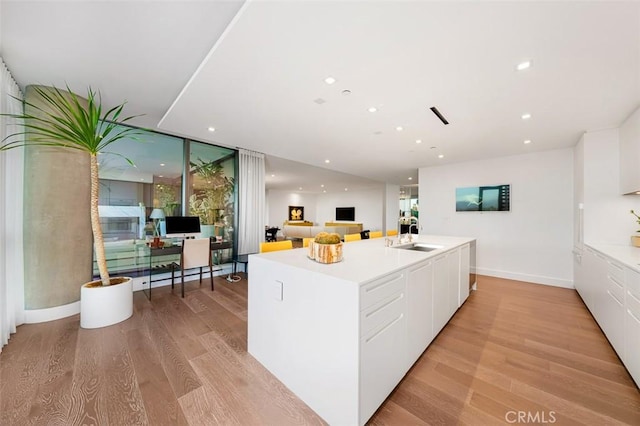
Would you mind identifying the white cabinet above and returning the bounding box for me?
[407,260,433,364]
[432,254,449,336]
[447,249,460,317]
[625,268,640,387]
[360,274,407,422]
[600,260,626,356]
[581,246,607,316]
[459,244,470,307]
[581,245,640,387]
[619,107,640,194]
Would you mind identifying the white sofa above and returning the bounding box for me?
[282,225,361,240]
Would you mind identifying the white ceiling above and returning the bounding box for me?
[2,0,639,193]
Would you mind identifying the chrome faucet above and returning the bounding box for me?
[408,219,419,242]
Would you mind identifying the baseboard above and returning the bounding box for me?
[24,301,80,324]
[132,262,236,292]
[476,267,574,289]
[24,264,237,323]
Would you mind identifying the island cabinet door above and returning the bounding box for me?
[459,244,470,307]
[359,274,407,425]
[432,254,449,336]
[447,249,461,317]
[407,259,434,364]
[625,268,640,386]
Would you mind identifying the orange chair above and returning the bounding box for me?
[386,229,398,237]
[303,237,314,248]
[344,233,361,242]
[369,231,383,239]
[260,240,293,253]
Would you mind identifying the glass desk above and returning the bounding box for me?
[144,240,233,300]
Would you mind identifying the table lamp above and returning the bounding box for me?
[149,208,165,237]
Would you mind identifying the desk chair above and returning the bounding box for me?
[344,233,361,242]
[386,230,398,237]
[171,238,213,298]
[303,237,314,248]
[369,231,383,239]
[260,240,293,253]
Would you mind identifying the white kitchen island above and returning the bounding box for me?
[248,235,475,425]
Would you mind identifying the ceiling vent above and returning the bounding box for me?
[430,106,449,125]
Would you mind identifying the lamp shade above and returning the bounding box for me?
[149,208,165,220]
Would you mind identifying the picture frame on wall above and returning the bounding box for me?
[455,184,510,212]
[288,205,304,221]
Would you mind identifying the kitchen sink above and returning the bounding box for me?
[394,243,444,252]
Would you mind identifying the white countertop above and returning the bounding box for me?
[250,235,475,284]
[585,242,640,272]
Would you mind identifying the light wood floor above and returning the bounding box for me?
[1,275,638,425]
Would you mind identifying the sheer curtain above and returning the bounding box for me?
[237,149,265,255]
[0,58,25,351]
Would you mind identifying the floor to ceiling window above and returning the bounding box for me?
[94,126,237,278]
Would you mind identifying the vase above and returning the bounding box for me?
[308,241,343,264]
[200,224,215,238]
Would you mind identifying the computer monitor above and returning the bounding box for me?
[165,216,201,238]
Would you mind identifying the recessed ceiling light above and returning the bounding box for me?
[341,89,351,96]
[368,107,377,113]
[416,139,422,144]
[438,154,444,159]
[158,175,163,178]
[321,184,325,188]
[524,139,532,144]
[325,159,330,163]
[516,60,531,71]
[396,126,403,132]
[344,188,348,191]
[271,174,275,177]
[408,177,413,180]
[521,113,531,120]
[160,163,165,166]
[324,76,336,85]
[323,190,327,193]
[299,187,303,190]
[208,127,216,132]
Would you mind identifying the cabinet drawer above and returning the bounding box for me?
[607,275,625,302]
[627,285,640,318]
[607,260,625,284]
[361,272,405,310]
[627,269,640,302]
[361,290,405,337]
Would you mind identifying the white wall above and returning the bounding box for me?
[267,187,385,232]
[419,148,574,288]
[316,188,384,231]
[579,128,640,245]
[266,190,318,227]
[383,183,400,234]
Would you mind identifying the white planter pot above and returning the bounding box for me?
[80,277,133,329]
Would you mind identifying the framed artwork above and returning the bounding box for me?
[456,184,510,212]
[288,205,304,221]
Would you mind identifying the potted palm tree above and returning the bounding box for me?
[0,85,143,328]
